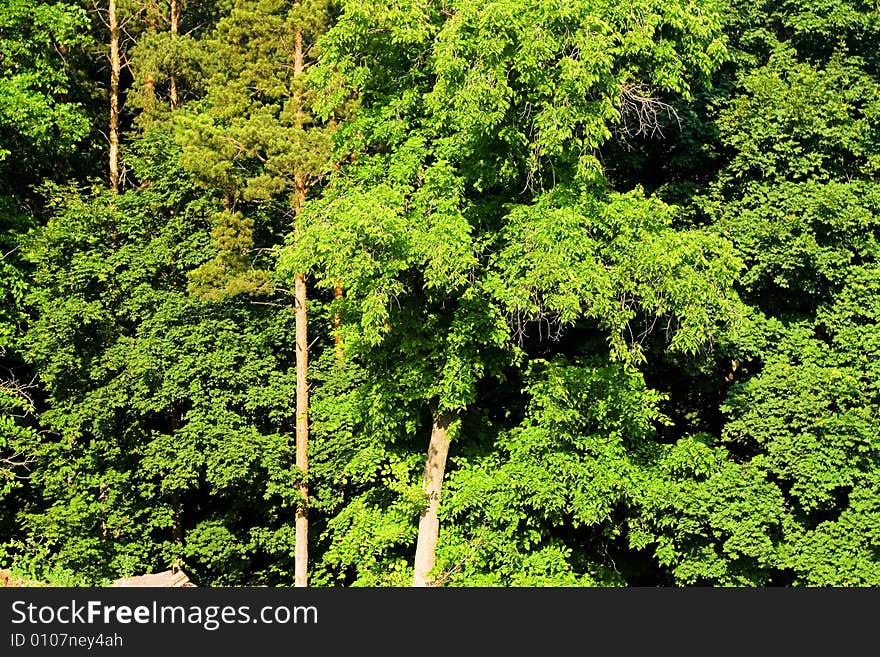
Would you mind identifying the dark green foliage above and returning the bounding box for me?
[438,359,664,586]
[174,0,337,298]
[281,0,747,586]
[10,134,300,584]
[0,0,98,554]
[676,0,880,585]
[1,0,878,588]
[0,0,91,182]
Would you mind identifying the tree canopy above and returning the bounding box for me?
[0,0,878,588]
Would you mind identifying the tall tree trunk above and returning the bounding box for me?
[108,0,120,191]
[412,408,455,587]
[99,481,109,540]
[170,413,184,545]
[169,0,179,109]
[140,2,157,110]
[294,268,308,587]
[333,284,344,362]
[292,20,309,589]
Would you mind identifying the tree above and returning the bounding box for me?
[629,0,880,585]
[14,130,302,584]
[0,0,93,548]
[5,0,879,590]
[108,0,121,189]
[0,0,92,185]
[284,0,742,586]
[175,0,337,586]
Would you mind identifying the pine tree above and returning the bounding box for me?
[175,0,338,586]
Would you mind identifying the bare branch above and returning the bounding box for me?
[615,82,680,142]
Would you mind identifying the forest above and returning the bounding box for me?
[0,0,878,587]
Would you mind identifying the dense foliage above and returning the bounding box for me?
[0,0,877,587]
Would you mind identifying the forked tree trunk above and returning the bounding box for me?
[412,409,455,587]
[108,0,120,191]
[292,20,309,589]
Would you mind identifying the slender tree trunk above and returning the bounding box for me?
[294,269,308,587]
[108,0,120,191]
[170,413,184,545]
[333,284,344,362]
[169,0,179,109]
[412,409,455,587]
[141,3,157,109]
[144,73,156,108]
[171,495,184,544]
[292,20,309,589]
[99,481,109,540]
